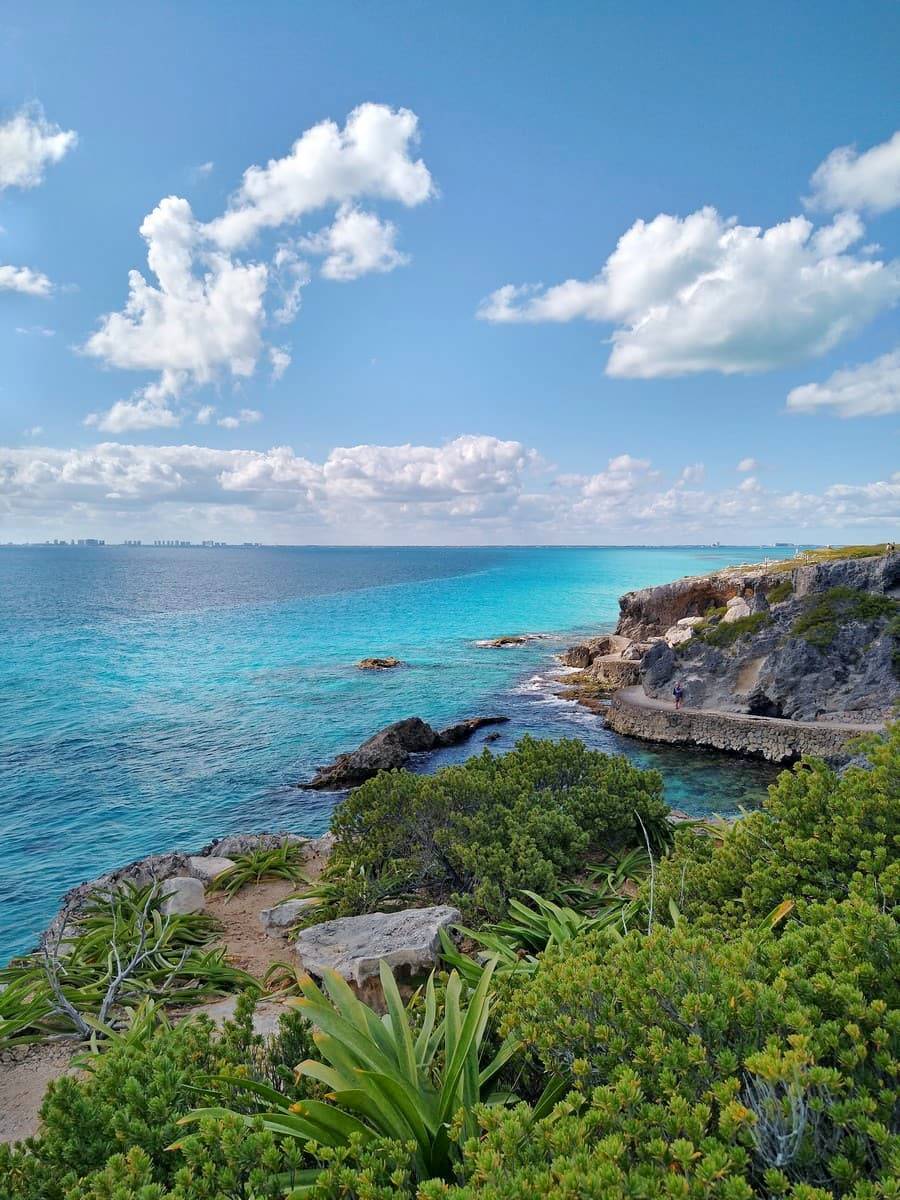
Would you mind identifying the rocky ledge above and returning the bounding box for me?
[356,657,402,670]
[301,714,509,790]
[566,549,899,759]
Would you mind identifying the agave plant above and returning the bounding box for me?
[183,959,520,1189]
[0,882,258,1047]
[208,843,309,899]
[439,880,640,986]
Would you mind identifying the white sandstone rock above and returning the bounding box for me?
[721,599,752,623]
[260,898,318,932]
[160,876,206,916]
[295,905,461,986]
[676,616,705,627]
[664,624,694,647]
[186,855,235,882]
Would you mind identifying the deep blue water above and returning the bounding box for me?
[0,544,797,962]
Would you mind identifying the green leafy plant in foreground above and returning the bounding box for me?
[184,961,521,1189]
[208,842,310,899]
[0,882,257,1047]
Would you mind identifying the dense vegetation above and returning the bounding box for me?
[310,736,670,921]
[676,609,771,653]
[1,728,897,1199]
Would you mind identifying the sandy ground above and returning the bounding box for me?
[0,1041,80,1144]
[0,843,330,1146]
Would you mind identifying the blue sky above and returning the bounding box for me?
[1,0,898,544]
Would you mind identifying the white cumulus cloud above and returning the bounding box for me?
[82,104,433,429]
[737,457,758,472]
[0,264,52,296]
[807,130,900,215]
[0,104,76,300]
[479,206,900,378]
[301,203,409,281]
[218,408,262,430]
[786,348,900,417]
[207,103,434,251]
[0,104,77,191]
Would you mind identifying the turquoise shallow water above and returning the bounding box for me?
[0,544,796,962]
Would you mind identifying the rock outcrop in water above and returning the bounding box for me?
[356,657,402,670]
[301,715,509,790]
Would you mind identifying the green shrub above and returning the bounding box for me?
[208,842,309,899]
[0,994,316,1200]
[766,579,793,605]
[490,896,898,1198]
[699,611,770,649]
[322,737,669,921]
[652,723,900,930]
[792,586,898,650]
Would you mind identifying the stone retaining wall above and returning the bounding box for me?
[606,689,868,763]
[589,656,642,688]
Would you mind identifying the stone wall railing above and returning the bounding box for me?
[606,688,869,763]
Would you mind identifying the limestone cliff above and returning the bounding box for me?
[618,551,899,725]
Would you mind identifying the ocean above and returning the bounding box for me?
[0,544,796,962]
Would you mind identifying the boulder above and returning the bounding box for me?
[677,616,705,628]
[641,641,676,689]
[357,657,402,670]
[302,715,507,789]
[186,855,235,883]
[295,905,461,986]
[664,624,695,647]
[562,643,593,669]
[476,635,528,648]
[160,876,205,916]
[260,898,318,933]
[438,715,508,745]
[721,599,752,623]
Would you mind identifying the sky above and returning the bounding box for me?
[1,0,898,545]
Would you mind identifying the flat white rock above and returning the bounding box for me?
[295,905,461,985]
[260,898,317,932]
[187,855,235,882]
[160,875,205,916]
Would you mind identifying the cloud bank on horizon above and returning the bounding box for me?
[2,434,897,544]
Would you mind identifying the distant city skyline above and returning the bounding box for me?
[1,2,898,544]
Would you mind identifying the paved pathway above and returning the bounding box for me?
[616,686,882,734]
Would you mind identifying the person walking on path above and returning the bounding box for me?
[673,681,685,710]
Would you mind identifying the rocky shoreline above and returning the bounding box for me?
[555,548,899,762]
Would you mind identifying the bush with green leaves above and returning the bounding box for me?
[766,578,794,605]
[0,993,318,1200]
[792,586,897,650]
[488,892,898,1198]
[321,736,669,920]
[652,723,899,931]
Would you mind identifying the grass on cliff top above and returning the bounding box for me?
[728,543,890,574]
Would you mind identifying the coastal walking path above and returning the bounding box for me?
[607,686,881,761]
[615,686,879,732]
